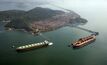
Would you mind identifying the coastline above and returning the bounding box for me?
[1,7,87,35]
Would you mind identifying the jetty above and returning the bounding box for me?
[74,26,99,36]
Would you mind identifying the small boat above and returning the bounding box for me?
[16,40,53,51]
[72,35,96,48]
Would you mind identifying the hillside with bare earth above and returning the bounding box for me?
[0,7,87,34]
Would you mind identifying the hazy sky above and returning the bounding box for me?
[0,0,107,11]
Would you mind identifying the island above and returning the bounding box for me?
[0,7,88,34]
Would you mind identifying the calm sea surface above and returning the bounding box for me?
[0,6,107,65]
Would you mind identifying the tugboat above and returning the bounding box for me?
[16,40,53,51]
[72,35,96,48]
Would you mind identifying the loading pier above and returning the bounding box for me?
[74,26,99,36]
[67,24,99,36]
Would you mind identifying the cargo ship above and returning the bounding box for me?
[72,35,96,48]
[16,40,53,51]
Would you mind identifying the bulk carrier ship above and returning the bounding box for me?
[16,40,53,51]
[72,34,96,48]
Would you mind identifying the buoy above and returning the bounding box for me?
[12,45,15,48]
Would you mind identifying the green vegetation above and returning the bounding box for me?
[0,7,87,32]
[5,18,32,31]
[24,7,63,21]
[70,18,88,25]
[0,7,63,22]
[0,10,25,21]
[0,7,63,31]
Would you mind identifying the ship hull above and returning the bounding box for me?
[16,44,48,52]
[72,39,96,48]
